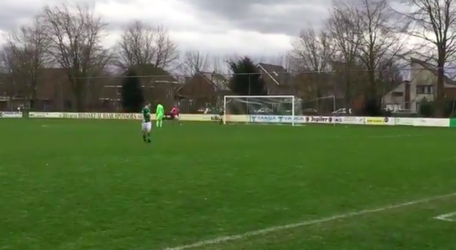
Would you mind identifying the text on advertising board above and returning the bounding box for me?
[305,116,342,123]
[342,117,364,124]
[250,115,305,123]
[365,117,388,124]
[0,112,22,118]
[62,113,142,119]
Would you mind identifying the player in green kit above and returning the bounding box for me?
[141,102,152,143]
[155,101,164,128]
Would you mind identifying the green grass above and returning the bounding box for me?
[1,119,456,250]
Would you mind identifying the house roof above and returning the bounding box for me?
[410,58,456,86]
[201,72,229,90]
[177,71,229,93]
[257,63,291,85]
[124,64,178,83]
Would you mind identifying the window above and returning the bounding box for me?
[416,85,433,94]
[392,92,402,97]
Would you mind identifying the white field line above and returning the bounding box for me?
[434,211,456,221]
[163,192,456,250]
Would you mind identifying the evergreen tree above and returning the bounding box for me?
[121,69,144,112]
[228,57,266,95]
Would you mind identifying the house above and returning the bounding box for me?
[382,58,456,112]
[256,63,294,95]
[0,69,72,111]
[35,68,73,111]
[101,65,180,111]
[34,68,111,112]
[176,72,231,113]
[0,68,115,112]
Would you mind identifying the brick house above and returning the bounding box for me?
[0,68,112,111]
[176,72,231,113]
[0,69,72,111]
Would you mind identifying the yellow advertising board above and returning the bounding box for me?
[365,117,389,125]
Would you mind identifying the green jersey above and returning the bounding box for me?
[156,104,164,116]
[142,107,151,122]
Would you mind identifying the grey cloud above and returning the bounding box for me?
[186,0,331,35]
[0,5,39,30]
[0,0,114,31]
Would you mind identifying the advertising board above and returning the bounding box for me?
[16,112,454,128]
[61,112,142,120]
[394,117,415,126]
[451,118,456,128]
[29,112,63,118]
[341,116,364,125]
[305,116,342,124]
[0,112,22,118]
[179,114,213,121]
[365,117,392,125]
[249,115,305,123]
[413,118,448,127]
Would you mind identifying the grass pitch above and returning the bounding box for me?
[1,119,456,250]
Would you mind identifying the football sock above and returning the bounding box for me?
[143,135,146,141]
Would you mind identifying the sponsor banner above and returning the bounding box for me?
[180,114,248,122]
[365,117,392,125]
[394,117,415,126]
[413,118,449,127]
[305,116,342,124]
[0,111,22,118]
[62,112,142,120]
[341,116,364,125]
[180,114,213,121]
[451,119,456,128]
[225,115,248,123]
[29,112,63,118]
[249,115,305,123]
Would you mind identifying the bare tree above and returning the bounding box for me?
[341,0,410,114]
[326,4,364,110]
[209,55,231,75]
[0,19,50,108]
[115,21,178,72]
[39,3,112,111]
[397,0,456,116]
[178,50,209,75]
[274,53,294,71]
[291,26,333,100]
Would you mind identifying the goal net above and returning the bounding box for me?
[223,95,301,125]
[300,95,341,125]
[222,95,341,126]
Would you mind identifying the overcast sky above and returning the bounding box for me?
[0,0,332,56]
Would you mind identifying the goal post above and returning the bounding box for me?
[222,95,300,125]
[222,95,339,126]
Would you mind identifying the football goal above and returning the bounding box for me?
[222,95,338,126]
[223,95,301,125]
